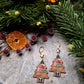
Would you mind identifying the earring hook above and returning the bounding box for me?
[39,46,45,59]
[54,41,61,55]
[39,46,44,54]
[54,41,61,49]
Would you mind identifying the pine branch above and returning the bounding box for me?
[45,1,84,78]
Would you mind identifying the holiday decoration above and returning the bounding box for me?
[31,35,37,42]
[15,11,20,16]
[16,49,23,56]
[0,31,28,56]
[0,32,5,39]
[48,28,54,36]
[6,31,27,50]
[5,11,11,15]
[49,56,66,77]
[5,11,10,14]
[0,27,54,57]
[25,43,31,50]
[46,5,50,10]
[79,68,84,73]
[0,0,84,80]
[43,0,46,2]
[36,22,42,26]
[71,1,76,5]
[49,41,66,77]
[30,35,37,45]
[3,49,10,57]
[42,35,47,42]
[47,0,57,3]
[58,2,62,6]
[68,44,74,50]
[33,46,49,83]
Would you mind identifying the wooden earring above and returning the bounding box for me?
[49,41,66,77]
[33,46,49,83]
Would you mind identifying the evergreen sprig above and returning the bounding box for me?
[46,0,84,79]
[0,0,49,31]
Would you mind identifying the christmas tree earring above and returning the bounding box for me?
[33,46,49,83]
[49,41,66,77]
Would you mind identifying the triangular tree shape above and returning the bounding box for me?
[33,60,49,83]
[49,55,66,77]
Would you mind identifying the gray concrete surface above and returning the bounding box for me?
[0,33,80,84]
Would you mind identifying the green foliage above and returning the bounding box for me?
[47,0,84,52]
[45,0,84,79]
[0,0,84,80]
[73,0,84,12]
[0,0,50,31]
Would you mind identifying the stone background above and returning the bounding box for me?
[0,33,80,84]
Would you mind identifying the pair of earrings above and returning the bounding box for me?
[33,41,66,83]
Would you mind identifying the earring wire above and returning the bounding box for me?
[39,46,45,60]
[54,41,61,49]
[54,41,61,55]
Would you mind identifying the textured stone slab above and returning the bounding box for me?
[0,33,80,84]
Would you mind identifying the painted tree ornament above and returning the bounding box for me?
[6,31,27,50]
[49,41,66,77]
[33,62,49,83]
[33,46,49,83]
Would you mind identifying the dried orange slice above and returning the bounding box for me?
[51,0,56,3]
[6,31,27,50]
[47,0,56,3]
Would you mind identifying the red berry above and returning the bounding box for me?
[4,50,8,54]
[25,44,30,48]
[16,49,21,53]
[31,36,36,40]
[0,33,5,39]
[42,36,47,40]
[71,1,76,5]
[49,29,53,34]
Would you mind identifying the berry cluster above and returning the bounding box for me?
[0,22,54,59]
